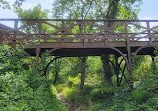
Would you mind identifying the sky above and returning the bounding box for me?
[139,0,158,19]
[0,0,158,19]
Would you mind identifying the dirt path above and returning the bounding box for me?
[57,93,81,111]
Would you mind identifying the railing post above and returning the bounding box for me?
[35,20,41,68]
[125,21,133,89]
[0,31,2,43]
[61,21,65,47]
[104,21,108,46]
[146,22,152,45]
[12,20,18,48]
[83,21,86,46]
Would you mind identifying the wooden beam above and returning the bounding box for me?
[12,20,18,48]
[125,21,133,89]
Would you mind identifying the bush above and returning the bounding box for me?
[90,87,114,100]
[0,44,67,111]
[67,74,80,88]
[135,104,154,111]
[132,89,147,103]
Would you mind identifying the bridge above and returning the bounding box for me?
[0,19,158,87]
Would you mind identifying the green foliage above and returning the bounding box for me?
[15,4,49,19]
[0,0,10,9]
[0,44,66,111]
[62,86,93,105]
[14,5,51,34]
[0,0,25,9]
[88,56,158,111]
[67,74,81,88]
[52,0,142,19]
[86,57,103,75]
[132,88,147,103]
[132,54,152,80]
[90,87,114,100]
[135,103,158,111]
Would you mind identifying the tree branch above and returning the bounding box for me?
[94,0,106,19]
[84,0,93,18]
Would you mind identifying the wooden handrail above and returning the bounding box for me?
[1,19,158,47]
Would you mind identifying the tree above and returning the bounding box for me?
[14,5,50,33]
[0,0,25,9]
[52,0,142,86]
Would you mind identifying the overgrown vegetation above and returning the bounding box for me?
[50,54,157,111]
[1,44,158,110]
[0,44,67,111]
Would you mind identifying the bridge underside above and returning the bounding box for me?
[24,46,155,57]
[24,41,156,57]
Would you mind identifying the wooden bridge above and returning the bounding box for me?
[0,19,158,87]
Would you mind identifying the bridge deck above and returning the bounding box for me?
[24,41,156,56]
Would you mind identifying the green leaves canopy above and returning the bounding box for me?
[0,0,25,9]
[14,5,51,33]
[52,0,142,19]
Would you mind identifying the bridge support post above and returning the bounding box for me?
[0,32,2,43]
[35,45,40,68]
[35,20,41,68]
[12,20,18,48]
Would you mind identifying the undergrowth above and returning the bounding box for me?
[1,44,158,111]
[0,44,67,111]
[54,55,158,111]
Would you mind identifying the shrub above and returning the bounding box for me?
[135,104,154,111]
[90,87,114,100]
[132,88,147,103]
[0,44,66,111]
[67,74,80,88]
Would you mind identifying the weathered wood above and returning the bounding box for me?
[83,21,86,46]
[0,31,2,43]
[146,22,152,45]
[103,21,108,45]
[44,21,60,29]
[12,20,18,48]
[125,22,133,89]
[18,21,36,30]
[35,20,41,68]
[61,21,65,47]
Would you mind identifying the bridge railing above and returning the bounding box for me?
[0,19,158,47]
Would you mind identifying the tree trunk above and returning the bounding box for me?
[114,56,120,87]
[101,0,120,85]
[101,55,113,85]
[54,70,59,84]
[80,57,86,89]
[53,60,60,84]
